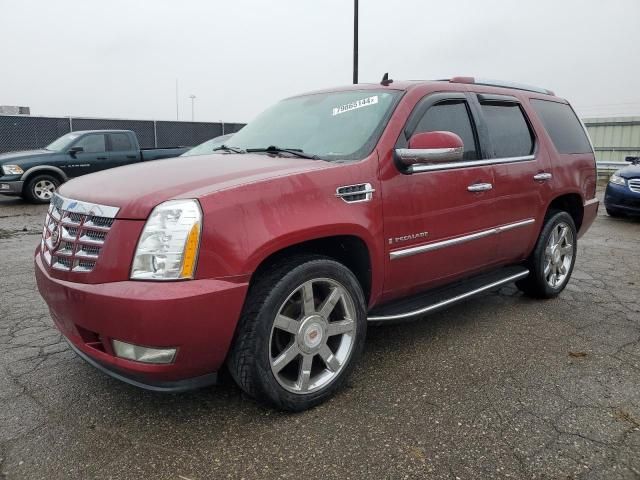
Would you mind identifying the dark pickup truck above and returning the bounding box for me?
[0,130,188,203]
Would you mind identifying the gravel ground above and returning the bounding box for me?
[0,191,639,480]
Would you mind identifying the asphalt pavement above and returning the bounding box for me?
[1,191,639,480]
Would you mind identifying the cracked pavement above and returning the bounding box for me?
[1,190,639,480]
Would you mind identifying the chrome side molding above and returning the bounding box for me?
[407,155,536,173]
[389,218,535,260]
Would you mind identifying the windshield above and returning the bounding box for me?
[226,89,401,161]
[45,132,82,152]
[181,134,233,157]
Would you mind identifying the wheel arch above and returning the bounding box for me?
[248,234,374,305]
[545,192,584,232]
[21,166,68,185]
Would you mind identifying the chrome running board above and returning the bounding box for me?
[368,266,529,323]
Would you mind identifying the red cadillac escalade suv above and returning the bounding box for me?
[35,77,598,411]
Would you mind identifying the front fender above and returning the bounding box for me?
[21,165,69,182]
[195,159,385,299]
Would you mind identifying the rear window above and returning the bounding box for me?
[110,133,133,151]
[480,102,534,158]
[530,99,592,154]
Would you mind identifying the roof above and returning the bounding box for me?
[291,77,559,100]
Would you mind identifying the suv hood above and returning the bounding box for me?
[618,164,640,179]
[58,153,330,219]
[0,149,52,163]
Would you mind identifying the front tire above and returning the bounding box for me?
[228,255,367,411]
[517,211,577,299]
[23,174,60,204]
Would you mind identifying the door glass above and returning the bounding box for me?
[414,101,478,160]
[480,103,534,158]
[74,134,106,153]
[110,133,133,151]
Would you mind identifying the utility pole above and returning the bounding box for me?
[353,0,358,84]
[189,94,196,122]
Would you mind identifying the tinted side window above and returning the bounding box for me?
[74,134,106,153]
[414,101,478,160]
[480,103,534,158]
[110,133,133,151]
[530,99,592,154]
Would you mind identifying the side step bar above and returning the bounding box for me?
[368,266,529,323]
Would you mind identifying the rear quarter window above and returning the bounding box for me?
[530,99,592,154]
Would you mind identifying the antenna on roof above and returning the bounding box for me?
[381,73,393,86]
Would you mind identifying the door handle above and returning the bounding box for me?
[534,172,552,181]
[467,182,493,192]
[96,157,107,160]
[126,155,137,159]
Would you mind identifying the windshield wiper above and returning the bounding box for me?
[246,146,319,160]
[212,144,246,154]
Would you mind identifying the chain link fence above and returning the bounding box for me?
[0,115,245,153]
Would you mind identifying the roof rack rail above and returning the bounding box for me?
[449,76,554,96]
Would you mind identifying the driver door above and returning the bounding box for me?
[66,133,107,177]
[382,93,501,300]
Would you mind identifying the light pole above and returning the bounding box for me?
[353,0,358,84]
[189,94,196,122]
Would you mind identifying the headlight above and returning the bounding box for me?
[130,199,202,280]
[609,173,626,186]
[2,165,24,175]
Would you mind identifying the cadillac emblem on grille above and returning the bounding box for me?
[40,193,120,273]
[50,224,62,252]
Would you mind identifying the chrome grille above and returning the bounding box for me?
[629,179,640,193]
[40,194,120,273]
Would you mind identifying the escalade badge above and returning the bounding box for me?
[388,231,428,245]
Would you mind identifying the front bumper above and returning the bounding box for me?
[35,253,249,390]
[604,182,640,214]
[0,179,24,195]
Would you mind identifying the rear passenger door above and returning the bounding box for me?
[469,93,552,263]
[105,133,139,170]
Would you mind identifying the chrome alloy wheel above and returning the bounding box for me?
[544,222,574,288]
[269,278,357,394]
[33,180,56,200]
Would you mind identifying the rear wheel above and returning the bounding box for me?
[23,174,60,204]
[228,255,367,411]
[517,211,577,299]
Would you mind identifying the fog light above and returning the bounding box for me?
[112,340,176,364]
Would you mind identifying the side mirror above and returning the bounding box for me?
[395,131,464,170]
[68,146,84,157]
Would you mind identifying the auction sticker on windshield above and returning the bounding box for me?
[332,96,379,116]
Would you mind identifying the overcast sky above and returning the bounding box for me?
[1,0,639,123]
